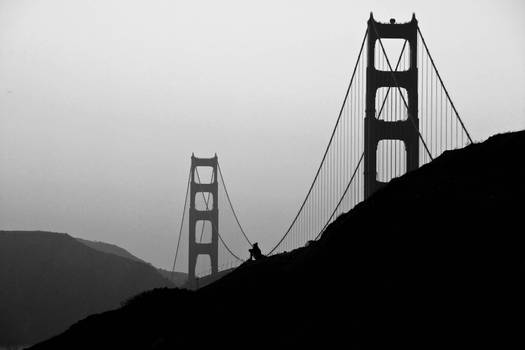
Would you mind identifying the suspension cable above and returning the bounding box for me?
[417,26,473,144]
[371,20,434,161]
[170,167,191,280]
[315,152,364,240]
[267,29,369,255]
[195,170,213,243]
[313,41,408,240]
[195,167,245,262]
[376,40,408,117]
[217,162,253,247]
[218,232,244,262]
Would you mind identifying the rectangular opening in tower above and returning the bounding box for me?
[374,39,410,72]
[195,254,211,278]
[195,220,213,243]
[376,140,407,182]
[375,87,409,121]
[194,166,214,184]
[195,192,214,211]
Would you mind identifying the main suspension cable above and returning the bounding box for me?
[314,40,409,241]
[217,162,253,247]
[195,167,244,262]
[417,26,473,144]
[267,29,369,255]
[170,167,191,279]
[195,170,213,243]
[315,152,364,240]
[371,20,434,161]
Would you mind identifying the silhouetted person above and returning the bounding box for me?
[248,242,263,261]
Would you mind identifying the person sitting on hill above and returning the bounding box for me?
[248,242,264,261]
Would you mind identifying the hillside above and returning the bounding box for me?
[155,268,186,286]
[75,238,188,286]
[30,130,525,349]
[75,237,146,263]
[0,231,174,347]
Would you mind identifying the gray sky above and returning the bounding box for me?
[1,0,524,270]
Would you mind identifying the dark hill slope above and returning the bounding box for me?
[0,231,173,346]
[76,238,188,286]
[156,268,187,287]
[75,237,146,263]
[31,130,525,349]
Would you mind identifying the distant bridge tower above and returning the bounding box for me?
[364,13,419,198]
[188,154,218,287]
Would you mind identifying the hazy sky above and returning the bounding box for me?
[1,0,524,270]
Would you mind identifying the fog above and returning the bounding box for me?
[1,0,524,269]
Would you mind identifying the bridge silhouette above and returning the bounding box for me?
[171,13,473,288]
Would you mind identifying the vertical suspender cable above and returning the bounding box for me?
[267,29,368,255]
[417,27,473,144]
[371,21,433,161]
[171,168,191,280]
[217,162,253,247]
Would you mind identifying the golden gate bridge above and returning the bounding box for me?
[170,13,473,288]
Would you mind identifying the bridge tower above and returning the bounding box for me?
[364,13,419,198]
[188,154,219,287]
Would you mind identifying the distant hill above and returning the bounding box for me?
[75,237,146,263]
[156,268,187,287]
[0,231,174,347]
[75,238,188,287]
[30,130,525,349]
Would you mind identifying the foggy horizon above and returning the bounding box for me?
[1,0,524,270]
